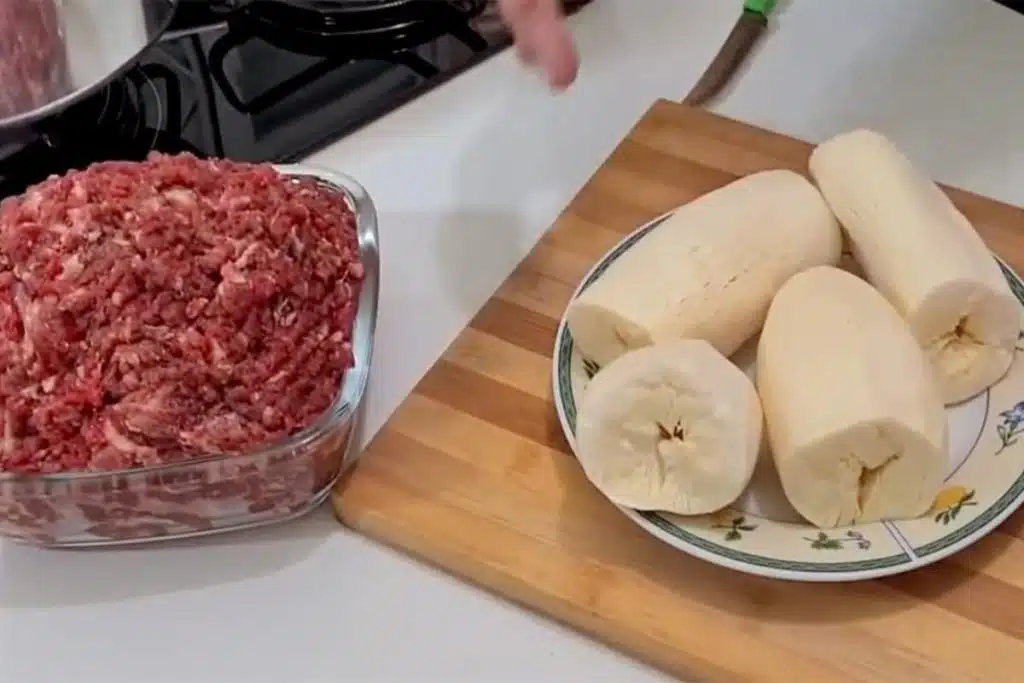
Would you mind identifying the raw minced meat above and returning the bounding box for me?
[0,0,69,119]
[0,152,364,474]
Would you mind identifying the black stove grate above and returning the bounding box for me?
[0,0,594,197]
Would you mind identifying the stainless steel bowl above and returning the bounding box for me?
[0,164,380,547]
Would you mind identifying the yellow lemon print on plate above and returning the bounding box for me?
[931,486,977,525]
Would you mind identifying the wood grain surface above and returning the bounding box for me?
[332,99,1024,683]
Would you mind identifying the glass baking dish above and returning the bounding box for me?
[0,164,380,547]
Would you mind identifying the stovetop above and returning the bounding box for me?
[0,0,593,198]
[994,0,1024,12]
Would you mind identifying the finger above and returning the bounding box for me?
[516,39,538,65]
[498,0,579,89]
[532,17,578,89]
[497,0,536,30]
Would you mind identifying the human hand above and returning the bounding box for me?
[497,0,579,90]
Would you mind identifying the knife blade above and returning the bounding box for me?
[683,0,776,107]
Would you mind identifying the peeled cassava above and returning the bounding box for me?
[756,266,948,529]
[809,129,1020,404]
[566,169,843,367]
[575,340,762,516]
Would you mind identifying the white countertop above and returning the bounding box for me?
[5,1,1024,681]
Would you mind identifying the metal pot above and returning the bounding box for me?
[0,0,179,131]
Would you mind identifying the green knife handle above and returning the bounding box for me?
[743,0,777,17]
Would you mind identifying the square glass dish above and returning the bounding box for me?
[0,164,380,547]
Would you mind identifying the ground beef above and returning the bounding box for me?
[0,0,69,119]
[0,152,364,474]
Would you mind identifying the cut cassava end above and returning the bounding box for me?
[809,129,1019,405]
[566,169,842,367]
[756,266,948,529]
[575,339,763,516]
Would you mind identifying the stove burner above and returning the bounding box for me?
[242,0,486,49]
[206,0,489,114]
[0,63,201,197]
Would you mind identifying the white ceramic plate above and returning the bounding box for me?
[552,211,1024,582]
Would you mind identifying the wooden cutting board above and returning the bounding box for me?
[331,99,1024,683]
